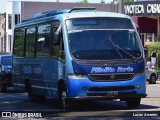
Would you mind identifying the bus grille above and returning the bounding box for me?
[88,85,135,91]
[88,73,135,81]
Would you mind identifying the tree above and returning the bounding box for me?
[148,42,160,70]
[79,0,88,3]
[124,0,134,2]
[100,0,105,3]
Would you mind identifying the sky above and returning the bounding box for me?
[0,0,114,13]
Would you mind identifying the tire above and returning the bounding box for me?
[60,88,73,111]
[126,98,141,109]
[0,84,7,93]
[26,82,32,99]
[149,74,156,84]
[26,81,46,103]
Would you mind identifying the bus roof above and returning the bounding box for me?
[16,8,131,28]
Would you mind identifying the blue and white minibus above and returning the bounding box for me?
[13,8,146,110]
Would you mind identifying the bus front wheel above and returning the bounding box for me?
[126,98,141,109]
[60,89,72,111]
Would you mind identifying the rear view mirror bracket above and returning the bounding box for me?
[53,25,61,45]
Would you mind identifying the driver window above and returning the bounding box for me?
[51,21,65,61]
[129,31,139,50]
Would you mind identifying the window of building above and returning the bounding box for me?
[13,28,25,57]
[144,33,155,43]
[8,14,12,29]
[15,14,20,25]
[37,24,51,56]
[9,35,12,52]
[1,37,3,52]
[4,37,6,52]
[25,27,36,57]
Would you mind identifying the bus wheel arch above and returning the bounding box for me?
[24,78,46,102]
[25,78,32,99]
[58,79,66,98]
[58,79,72,110]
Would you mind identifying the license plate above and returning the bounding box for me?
[108,91,118,96]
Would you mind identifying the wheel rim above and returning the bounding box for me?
[151,75,156,83]
[62,91,67,108]
[27,83,32,98]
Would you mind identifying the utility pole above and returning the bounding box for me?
[118,0,124,13]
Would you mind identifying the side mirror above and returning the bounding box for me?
[53,26,61,45]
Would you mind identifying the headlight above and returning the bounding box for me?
[68,74,87,78]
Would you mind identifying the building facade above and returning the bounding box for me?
[6,1,21,52]
[0,15,5,52]
[124,0,160,47]
[5,1,118,52]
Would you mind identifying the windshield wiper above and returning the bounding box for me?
[108,36,137,63]
[116,45,138,63]
[108,36,123,59]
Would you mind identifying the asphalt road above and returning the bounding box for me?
[0,81,160,120]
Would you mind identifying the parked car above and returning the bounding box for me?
[0,54,12,92]
[145,68,157,84]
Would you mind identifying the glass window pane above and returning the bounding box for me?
[25,27,36,57]
[37,24,50,56]
[51,21,60,57]
[13,28,25,57]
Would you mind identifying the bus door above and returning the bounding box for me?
[47,21,65,97]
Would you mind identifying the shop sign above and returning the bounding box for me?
[124,1,160,16]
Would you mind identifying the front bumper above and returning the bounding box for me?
[68,94,147,101]
[66,75,147,100]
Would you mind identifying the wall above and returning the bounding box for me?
[0,15,5,52]
[22,2,118,20]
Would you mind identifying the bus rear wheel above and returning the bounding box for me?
[26,81,45,103]
[126,98,141,109]
[0,84,7,93]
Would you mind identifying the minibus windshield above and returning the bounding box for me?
[66,18,142,61]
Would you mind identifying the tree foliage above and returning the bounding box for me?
[124,0,134,2]
[79,0,88,3]
[100,0,105,3]
[148,42,160,69]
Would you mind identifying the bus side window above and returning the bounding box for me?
[13,28,25,57]
[25,27,36,57]
[51,22,65,61]
[37,24,51,56]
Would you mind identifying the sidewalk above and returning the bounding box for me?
[156,80,160,84]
